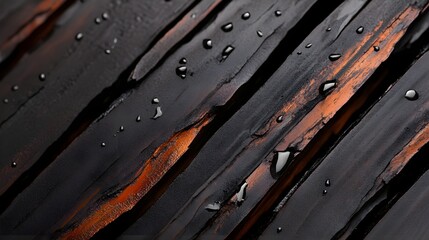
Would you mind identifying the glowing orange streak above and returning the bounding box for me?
[382,123,429,182]
[360,122,429,202]
[61,117,211,240]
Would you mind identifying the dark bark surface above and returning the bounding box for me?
[0,0,428,239]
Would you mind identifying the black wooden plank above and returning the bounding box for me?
[365,142,429,240]
[259,50,429,239]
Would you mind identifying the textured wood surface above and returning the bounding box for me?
[0,0,428,239]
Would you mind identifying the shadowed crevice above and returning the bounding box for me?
[238,7,429,239]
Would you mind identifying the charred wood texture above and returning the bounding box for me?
[0,0,428,239]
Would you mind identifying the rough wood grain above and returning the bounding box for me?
[365,143,429,240]
[0,0,428,239]
[259,50,429,240]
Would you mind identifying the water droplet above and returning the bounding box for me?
[305,43,312,48]
[323,189,328,195]
[276,115,283,123]
[101,142,106,147]
[405,89,418,101]
[257,30,263,37]
[221,23,233,32]
[328,53,341,61]
[236,182,248,203]
[319,80,337,95]
[176,66,187,79]
[12,85,19,91]
[179,58,187,64]
[205,202,221,211]
[325,179,331,187]
[277,227,282,233]
[95,17,102,24]
[242,12,250,20]
[152,98,160,104]
[105,49,111,54]
[152,106,163,119]
[203,39,213,49]
[3,98,9,104]
[136,16,142,22]
[273,151,291,173]
[11,162,17,168]
[39,73,46,81]
[119,126,124,132]
[221,45,235,60]
[373,46,380,52]
[356,26,364,34]
[136,115,141,122]
[326,27,332,32]
[191,13,196,19]
[275,10,282,17]
[102,12,110,20]
[297,51,302,55]
[75,32,84,41]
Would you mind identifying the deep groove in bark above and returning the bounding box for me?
[344,143,429,240]
[235,8,429,239]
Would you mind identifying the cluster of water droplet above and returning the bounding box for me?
[176,9,286,79]
[322,179,331,195]
[269,24,419,199]
[99,96,164,148]
[176,58,188,79]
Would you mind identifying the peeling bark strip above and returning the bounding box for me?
[259,51,429,239]
[363,124,429,203]
[365,146,429,240]
[60,117,211,239]
[152,1,427,239]
[335,125,429,240]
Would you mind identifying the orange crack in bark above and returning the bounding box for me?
[60,116,212,239]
